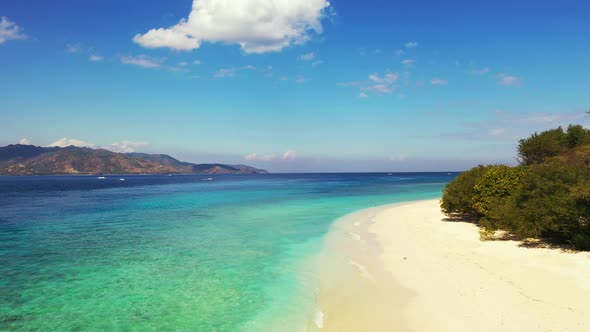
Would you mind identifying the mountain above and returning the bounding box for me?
[0,144,269,175]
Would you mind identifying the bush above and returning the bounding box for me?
[442,123,590,250]
[441,165,491,216]
[501,160,590,248]
[517,127,566,165]
[471,165,526,228]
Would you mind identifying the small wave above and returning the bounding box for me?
[349,259,375,282]
[349,232,361,241]
[314,310,324,329]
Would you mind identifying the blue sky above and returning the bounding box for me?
[1,0,589,172]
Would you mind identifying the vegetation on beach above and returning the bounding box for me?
[441,124,590,250]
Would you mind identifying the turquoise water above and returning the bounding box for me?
[0,173,453,330]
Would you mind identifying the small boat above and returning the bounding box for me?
[119,178,125,181]
[387,173,393,176]
[97,176,106,179]
[201,177,214,181]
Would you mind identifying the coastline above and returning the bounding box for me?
[315,199,590,331]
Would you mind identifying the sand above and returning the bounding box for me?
[316,199,590,331]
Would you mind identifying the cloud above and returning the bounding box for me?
[167,66,189,73]
[295,75,306,83]
[19,138,31,145]
[431,78,448,85]
[193,59,201,65]
[245,153,276,161]
[102,140,149,153]
[214,65,256,78]
[121,55,165,68]
[299,52,315,61]
[66,43,84,53]
[405,41,418,49]
[359,92,368,98]
[133,0,331,54]
[50,137,96,148]
[395,49,405,56]
[497,73,521,86]
[471,67,490,75]
[489,128,506,137]
[388,154,407,162]
[177,61,188,66]
[0,17,27,44]
[89,55,104,61]
[366,72,399,93]
[401,59,415,67]
[342,71,400,95]
[282,150,297,161]
[369,72,399,84]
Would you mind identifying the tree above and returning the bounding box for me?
[517,127,566,165]
[565,124,590,148]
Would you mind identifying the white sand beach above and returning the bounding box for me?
[316,199,590,331]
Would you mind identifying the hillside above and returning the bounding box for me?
[0,144,269,175]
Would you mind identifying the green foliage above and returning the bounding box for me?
[565,125,589,148]
[518,125,590,165]
[442,123,590,250]
[472,165,526,227]
[517,127,566,165]
[440,165,491,216]
[501,160,590,247]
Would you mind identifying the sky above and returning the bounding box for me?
[1,0,589,172]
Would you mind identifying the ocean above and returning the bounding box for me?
[0,173,453,331]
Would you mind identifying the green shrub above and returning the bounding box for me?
[471,165,526,229]
[441,165,491,216]
[518,127,566,165]
[472,165,525,216]
[503,160,590,248]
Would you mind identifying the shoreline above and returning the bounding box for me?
[315,199,590,331]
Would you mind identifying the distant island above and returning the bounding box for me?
[0,144,269,175]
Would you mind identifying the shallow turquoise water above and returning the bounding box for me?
[0,173,453,330]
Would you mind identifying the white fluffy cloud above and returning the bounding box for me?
[19,138,31,145]
[497,73,521,86]
[282,150,297,161]
[245,150,297,162]
[341,71,400,96]
[405,41,418,49]
[471,67,490,75]
[50,137,96,148]
[295,75,306,83]
[431,78,448,85]
[121,55,164,68]
[66,43,84,53]
[245,153,276,161]
[299,52,315,61]
[0,17,27,44]
[214,65,256,78]
[401,59,415,67]
[89,55,104,61]
[133,0,331,54]
[366,71,399,94]
[102,140,149,153]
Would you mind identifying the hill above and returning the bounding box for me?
[0,144,268,175]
